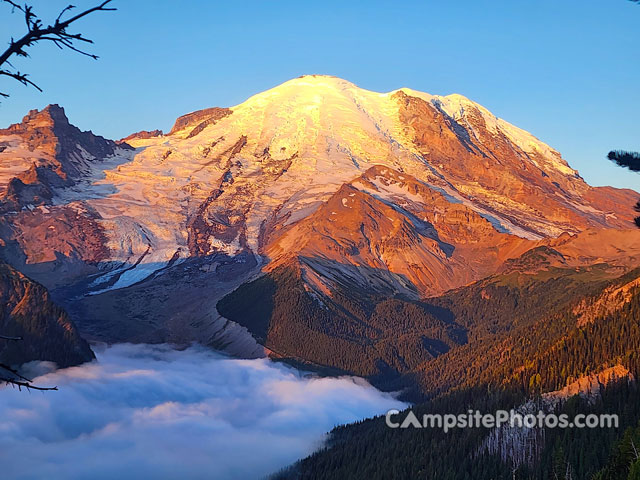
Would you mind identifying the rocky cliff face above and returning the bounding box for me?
[264,165,533,297]
[0,75,637,346]
[0,104,130,200]
[0,262,94,368]
[168,106,232,136]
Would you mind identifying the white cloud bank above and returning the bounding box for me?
[0,344,406,480]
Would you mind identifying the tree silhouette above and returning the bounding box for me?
[607,151,640,228]
[608,151,640,172]
[0,0,116,98]
[608,1,640,227]
[0,334,57,390]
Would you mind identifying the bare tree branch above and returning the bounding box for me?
[0,363,58,391]
[0,334,22,340]
[1,324,57,391]
[0,69,42,93]
[0,0,116,97]
[0,360,58,391]
[0,376,58,391]
[0,362,33,382]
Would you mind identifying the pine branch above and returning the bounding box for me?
[607,152,640,229]
[607,150,640,172]
[0,0,116,98]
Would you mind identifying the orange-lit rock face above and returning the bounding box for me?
[0,104,123,188]
[9,205,109,265]
[118,129,163,144]
[395,90,637,236]
[168,107,232,137]
[0,76,637,301]
[264,166,534,297]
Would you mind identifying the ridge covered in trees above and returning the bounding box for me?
[274,273,640,479]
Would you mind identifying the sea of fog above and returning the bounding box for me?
[0,343,406,480]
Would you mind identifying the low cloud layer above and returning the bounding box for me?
[0,344,406,480]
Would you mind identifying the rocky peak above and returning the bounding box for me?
[0,103,124,160]
[0,104,133,215]
[26,103,69,127]
[118,129,163,144]
[1,104,69,136]
[168,107,232,136]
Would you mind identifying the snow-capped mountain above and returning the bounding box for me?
[0,75,638,344]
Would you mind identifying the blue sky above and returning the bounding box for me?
[0,0,638,190]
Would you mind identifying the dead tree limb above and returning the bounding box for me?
[0,334,22,340]
[0,0,116,97]
[0,333,57,391]
[0,364,58,391]
[0,375,58,391]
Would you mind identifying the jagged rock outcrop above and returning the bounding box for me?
[118,129,163,143]
[0,104,132,213]
[168,106,232,137]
